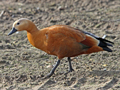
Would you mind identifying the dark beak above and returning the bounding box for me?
[8,28,17,35]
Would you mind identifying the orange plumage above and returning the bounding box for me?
[8,18,113,78]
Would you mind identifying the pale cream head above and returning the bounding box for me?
[8,18,37,35]
[13,18,30,31]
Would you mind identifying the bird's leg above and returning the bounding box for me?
[68,57,74,72]
[46,59,60,78]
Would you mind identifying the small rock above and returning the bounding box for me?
[46,65,52,68]
[50,20,58,23]
[103,68,107,71]
[50,8,55,11]
[12,15,15,18]
[41,74,44,77]
[103,64,107,67]
[106,25,111,29]
[36,7,40,10]
[18,8,22,11]
[49,3,56,6]
[58,6,65,10]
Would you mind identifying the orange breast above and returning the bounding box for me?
[27,29,48,53]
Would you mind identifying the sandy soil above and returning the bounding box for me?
[0,0,120,90]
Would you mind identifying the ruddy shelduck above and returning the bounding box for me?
[8,18,114,78]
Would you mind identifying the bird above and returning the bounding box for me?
[8,18,114,78]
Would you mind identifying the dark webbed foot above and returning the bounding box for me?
[68,68,74,72]
[44,59,60,78]
[44,73,54,79]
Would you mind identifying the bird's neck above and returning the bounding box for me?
[27,22,39,34]
[27,29,40,47]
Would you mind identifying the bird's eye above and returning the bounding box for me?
[17,22,20,25]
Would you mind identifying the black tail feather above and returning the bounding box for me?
[102,47,112,52]
[98,38,114,52]
[106,42,113,47]
[97,38,114,45]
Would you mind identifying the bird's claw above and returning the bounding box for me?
[68,68,74,72]
[44,73,54,79]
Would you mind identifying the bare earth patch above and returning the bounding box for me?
[0,0,120,90]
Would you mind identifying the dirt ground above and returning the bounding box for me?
[0,0,120,90]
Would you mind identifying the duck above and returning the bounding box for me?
[8,18,114,78]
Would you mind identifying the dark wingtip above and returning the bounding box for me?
[106,42,113,47]
[103,47,112,52]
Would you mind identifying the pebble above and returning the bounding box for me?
[58,6,65,10]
